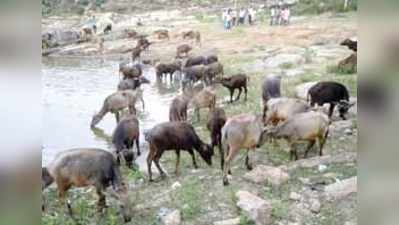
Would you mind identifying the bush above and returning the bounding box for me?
[293,0,357,15]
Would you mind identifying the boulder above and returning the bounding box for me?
[264,54,305,68]
[161,209,181,225]
[244,165,289,187]
[325,176,357,201]
[289,192,301,201]
[309,198,321,213]
[213,218,240,225]
[236,191,272,225]
[42,30,81,48]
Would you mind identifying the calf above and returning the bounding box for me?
[261,75,281,118]
[204,62,224,84]
[119,63,143,79]
[182,30,201,46]
[264,97,310,126]
[181,65,206,89]
[112,115,141,168]
[91,89,144,127]
[153,29,170,40]
[137,37,151,51]
[218,74,248,103]
[307,81,354,119]
[191,87,217,122]
[267,111,330,160]
[118,76,150,91]
[205,55,218,64]
[125,29,138,38]
[221,114,268,185]
[184,55,207,67]
[132,45,144,62]
[42,148,132,222]
[340,38,357,52]
[145,122,213,181]
[176,44,192,58]
[104,24,112,34]
[169,95,190,122]
[156,61,182,82]
[206,108,227,169]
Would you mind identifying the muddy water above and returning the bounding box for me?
[42,57,181,170]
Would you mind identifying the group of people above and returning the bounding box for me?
[270,5,291,26]
[222,7,256,30]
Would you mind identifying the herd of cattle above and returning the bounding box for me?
[42,33,356,222]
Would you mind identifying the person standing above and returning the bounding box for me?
[248,7,256,25]
[239,7,246,25]
[231,9,237,26]
[226,11,233,30]
[270,6,276,26]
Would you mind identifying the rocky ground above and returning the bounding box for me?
[42,10,357,225]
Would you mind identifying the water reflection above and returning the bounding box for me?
[42,57,179,167]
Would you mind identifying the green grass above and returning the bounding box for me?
[280,62,295,70]
[327,64,357,75]
[175,180,203,220]
[239,214,255,225]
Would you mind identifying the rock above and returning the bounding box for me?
[283,69,305,77]
[344,128,353,135]
[331,120,354,133]
[236,191,272,225]
[318,164,327,172]
[161,209,181,225]
[42,29,81,48]
[294,81,317,100]
[264,54,305,68]
[289,192,301,201]
[171,181,181,190]
[309,198,321,213]
[348,97,357,116]
[244,165,289,187]
[325,176,357,201]
[213,218,240,225]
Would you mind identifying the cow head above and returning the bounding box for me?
[337,100,356,120]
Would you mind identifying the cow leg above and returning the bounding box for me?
[236,88,242,101]
[96,185,107,213]
[154,151,167,179]
[189,149,198,169]
[304,140,316,158]
[244,86,248,101]
[223,145,238,185]
[289,142,299,161]
[229,89,234,103]
[329,103,336,118]
[318,130,329,156]
[245,149,253,170]
[57,181,74,218]
[141,96,145,111]
[136,137,141,156]
[195,107,201,122]
[115,111,120,123]
[129,105,137,115]
[147,146,156,182]
[218,135,224,170]
[175,150,181,176]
